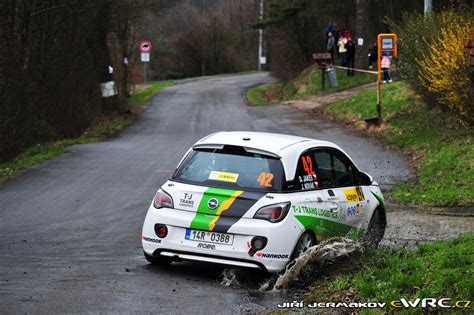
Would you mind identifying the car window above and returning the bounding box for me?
[286,151,319,191]
[313,149,356,188]
[172,146,285,192]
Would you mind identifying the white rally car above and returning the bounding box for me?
[142,132,386,272]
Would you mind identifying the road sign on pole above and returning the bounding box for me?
[139,40,153,53]
[376,33,398,125]
[139,40,153,85]
[141,53,150,62]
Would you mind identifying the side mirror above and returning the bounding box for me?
[358,171,375,186]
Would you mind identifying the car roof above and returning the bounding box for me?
[193,131,354,181]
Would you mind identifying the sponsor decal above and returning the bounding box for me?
[207,198,219,210]
[209,171,239,183]
[298,174,318,183]
[256,252,289,259]
[292,205,338,219]
[301,182,319,190]
[179,192,195,208]
[142,236,162,244]
[347,204,363,216]
[344,187,365,203]
[197,242,215,250]
[347,205,356,216]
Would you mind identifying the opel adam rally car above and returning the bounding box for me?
[142,132,386,272]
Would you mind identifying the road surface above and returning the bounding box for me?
[0,72,454,313]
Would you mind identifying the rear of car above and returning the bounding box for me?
[141,145,300,272]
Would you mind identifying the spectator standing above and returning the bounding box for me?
[368,41,378,69]
[327,32,336,64]
[381,56,393,83]
[333,24,340,51]
[345,38,355,76]
[325,22,335,42]
[337,36,348,66]
[342,26,352,40]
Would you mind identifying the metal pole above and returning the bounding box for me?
[424,0,432,16]
[377,35,382,125]
[258,0,264,71]
[144,62,147,85]
[377,79,382,125]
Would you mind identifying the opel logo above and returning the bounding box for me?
[207,198,219,210]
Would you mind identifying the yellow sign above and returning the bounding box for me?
[209,171,239,183]
[344,187,365,203]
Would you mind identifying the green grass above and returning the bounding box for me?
[307,233,474,313]
[246,83,283,106]
[246,65,375,106]
[323,82,473,207]
[0,81,173,182]
[128,80,173,107]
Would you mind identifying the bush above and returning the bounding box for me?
[418,10,473,125]
[389,8,474,126]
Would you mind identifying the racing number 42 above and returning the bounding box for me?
[257,172,274,187]
[301,155,315,175]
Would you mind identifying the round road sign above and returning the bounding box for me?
[139,40,152,53]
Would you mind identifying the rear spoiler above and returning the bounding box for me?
[192,144,281,159]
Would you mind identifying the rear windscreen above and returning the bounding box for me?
[172,146,285,192]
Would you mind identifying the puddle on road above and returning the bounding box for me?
[219,237,363,292]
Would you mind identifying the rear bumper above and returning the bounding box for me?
[141,205,303,272]
[153,248,269,272]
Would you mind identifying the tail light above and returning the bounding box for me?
[153,189,174,209]
[253,202,290,223]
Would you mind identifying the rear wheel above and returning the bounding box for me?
[144,251,173,265]
[291,231,316,260]
[361,208,386,249]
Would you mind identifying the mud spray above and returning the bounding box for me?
[220,269,240,287]
[260,237,363,291]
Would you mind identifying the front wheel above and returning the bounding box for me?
[361,209,386,249]
[144,251,173,265]
[291,231,316,260]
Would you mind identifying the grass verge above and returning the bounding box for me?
[0,81,173,182]
[246,65,375,106]
[322,81,473,207]
[306,233,473,314]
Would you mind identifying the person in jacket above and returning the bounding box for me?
[325,22,335,41]
[368,41,378,69]
[381,55,393,83]
[327,32,336,64]
[342,27,352,41]
[337,36,348,66]
[345,38,355,76]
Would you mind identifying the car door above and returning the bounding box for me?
[312,148,367,232]
[287,150,327,228]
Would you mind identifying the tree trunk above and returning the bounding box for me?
[354,0,369,69]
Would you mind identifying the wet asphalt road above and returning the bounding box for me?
[0,72,442,313]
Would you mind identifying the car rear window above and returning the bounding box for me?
[172,146,285,192]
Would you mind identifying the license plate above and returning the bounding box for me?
[185,229,234,245]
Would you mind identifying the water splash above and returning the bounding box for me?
[220,268,240,287]
[261,237,363,291]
